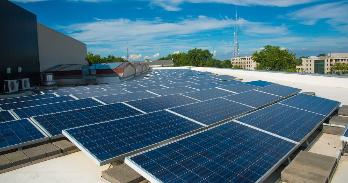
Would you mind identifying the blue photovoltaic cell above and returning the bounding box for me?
[183,88,234,101]
[224,90,282,108]
[13,98,101,118]
[96,91,158,104]
[257,84,300,97]
[170,98,253,125]
[33,103,141,137]
[126,95,197,113]
[217,84,258,93]
[0,119,46,151]
[0,111,15,122]
[237,104,326,142]
[0,93,56,105]
[280,94,340,116]
[0,96,75,110]
[147,86,197,96]
[128,122,295,183]
[244,80,272,87]
[63,111,201,164]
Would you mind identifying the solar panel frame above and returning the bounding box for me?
[0,119,48,152]
[63,111,203,165]
[125,122,297,183]
[341,127,348,142]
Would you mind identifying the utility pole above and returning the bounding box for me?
[233,8,240,59]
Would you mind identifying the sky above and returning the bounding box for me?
[12,0,348,60]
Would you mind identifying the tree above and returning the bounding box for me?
[317,53,326,57]
[86,52,127,65]
[252,45,297,72]
[331,63,348,74]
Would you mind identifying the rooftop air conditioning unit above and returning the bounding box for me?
[18,78,30,90]
[4,80,19,93]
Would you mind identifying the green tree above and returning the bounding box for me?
[86,52,126,65]
[331,63,348,74]
[317,53,326,57]
[252,45,297,72]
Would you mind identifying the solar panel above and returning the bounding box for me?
[182,88,234,101]
[96,91,158,104]
[0,93,56,105]
[217,84,258,93]
[257,84,300,97]
[0,119,47,152]
[244,80,272,87]
[280,94,340,116]
[125,95,197,113]
[0,111,16,122]
[236,104,327,142]
[63,111,202,165]
[224,90,282,108]
[169,98,253,126]
[13,98,101,118]
[0,96,75,110]
[147,86,198,96]
[126,122,295,183]
[32,103,142,137]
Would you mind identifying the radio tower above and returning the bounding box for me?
[232,9,239,58]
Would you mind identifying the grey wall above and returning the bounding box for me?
[37,23,88,71]
[0,1,40,92]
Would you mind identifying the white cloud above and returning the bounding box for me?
[151,0,318,11]
[129,54,142,60]
[288,2,348,32]
[61,16,289,59]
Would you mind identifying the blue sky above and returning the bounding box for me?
[12,0,348,60]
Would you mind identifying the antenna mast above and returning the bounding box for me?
[233,8,240,58]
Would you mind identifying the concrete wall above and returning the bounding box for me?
[0,1,40,92]
[37,23,87,72]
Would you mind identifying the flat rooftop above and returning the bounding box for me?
[1,67,347,183]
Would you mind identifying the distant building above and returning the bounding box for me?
[296,53,348,74]
[231,56,257,70]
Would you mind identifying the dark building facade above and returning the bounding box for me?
[0,1,41,92]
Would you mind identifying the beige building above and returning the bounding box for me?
[231,56,257,70]
[296,53,348,74]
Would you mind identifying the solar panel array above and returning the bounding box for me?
[13,98,101,118]
[236,104,326,142]
[32,103,142,137]
[224,90,282,108]
[0,111,16,122]
[63,111,202,164]
[280,93,340,116]
[168,98,253,126]
[125,95,197,113]
[0,119,47,152]
[0,68,340,182]
[126,122,295,183]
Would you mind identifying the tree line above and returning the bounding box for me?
[86,53,127,65]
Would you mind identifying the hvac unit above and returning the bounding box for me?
[4,80,19,93]
[18,78,30,90]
